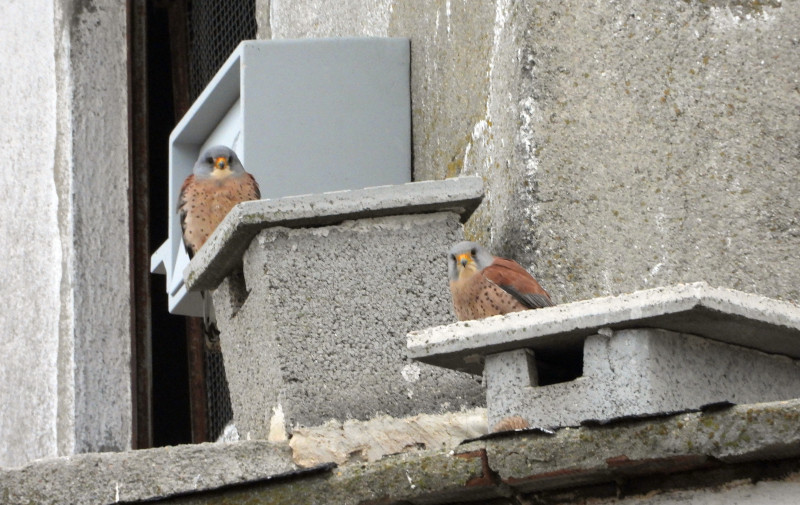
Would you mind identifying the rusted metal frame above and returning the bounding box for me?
[128,0,153,449]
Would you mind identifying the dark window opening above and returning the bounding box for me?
[131,0,257,447]
[147,2,191,447]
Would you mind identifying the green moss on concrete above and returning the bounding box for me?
[4,400,798,504]
[488,399,800,484]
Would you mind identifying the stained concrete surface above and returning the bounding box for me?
[484,398,800,499]
[485,328,800,429]
[68,0,132,457]
[0,441,295,505]
[213,212,485,439]
[259,0,800,308]
[288,408,487,467]
[5,398,795,504]
[0,0,131,467]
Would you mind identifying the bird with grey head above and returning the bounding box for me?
[178,145,261,257]
[447,241,553,321]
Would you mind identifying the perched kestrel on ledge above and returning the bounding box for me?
[448,241,553,321]
[178,146,261,257]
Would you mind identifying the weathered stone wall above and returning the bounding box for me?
[68,0,132,456]
[0,0,131,467]
[0,0,63,468]
[259,0,800,306]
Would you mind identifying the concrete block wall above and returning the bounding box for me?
[410,283,800,431]
[486,328,800,429]
[258,0,800,306]
[213,211,485,439]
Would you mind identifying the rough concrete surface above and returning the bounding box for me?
[68,0,132,457]
[170,443,492,505]
[260,0,800,309]
[408,282,800,374]
[0,0,62,468]
[2,398,799,504]
[0,0,131,467]
[0,441,295,505]
[269,0,394,39]
[487,399,800,492]
[525,1,800,305]
[213,212,485,439]
[60,398,797,505]
[486,328,800,429]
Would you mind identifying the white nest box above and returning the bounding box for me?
[150,38,411,316]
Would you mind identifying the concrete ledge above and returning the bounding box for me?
[24,399,793,504]
[407,282,800,375]
[485,399,800,496]
[167,399,800,503]
[184,176,484,291]
[0,441,294,505]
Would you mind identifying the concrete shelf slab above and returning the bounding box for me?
[184,176,483,292]
[408,282,800,430]
[407,282,800,375]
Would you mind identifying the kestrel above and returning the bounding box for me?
[448,241,553,321]
[178,146,260,257]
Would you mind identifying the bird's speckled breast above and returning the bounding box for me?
[449,273,529,321]
[180,174,258,255]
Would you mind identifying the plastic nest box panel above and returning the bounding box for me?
[150,38,411,316]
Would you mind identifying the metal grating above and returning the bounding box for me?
[186,0,257,440]
[188,0,258,101]
[204,328,233,440]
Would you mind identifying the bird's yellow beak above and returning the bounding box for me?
[456,253,474,269]
[454,252,478,280]
[214,157,229,171]
[210,156,233,179]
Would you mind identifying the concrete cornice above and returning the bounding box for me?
[3,399,798,504]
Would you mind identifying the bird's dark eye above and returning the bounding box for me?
[206,157,214,164]
[449,254,455,261]
[470,248,477,256]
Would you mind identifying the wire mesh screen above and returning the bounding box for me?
[188,0,258,101]
[186,0,257,440]
[204,328,232,441]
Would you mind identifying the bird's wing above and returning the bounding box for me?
[482,258,554,309]
[178,174,195,257]
[246,173,261,200]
